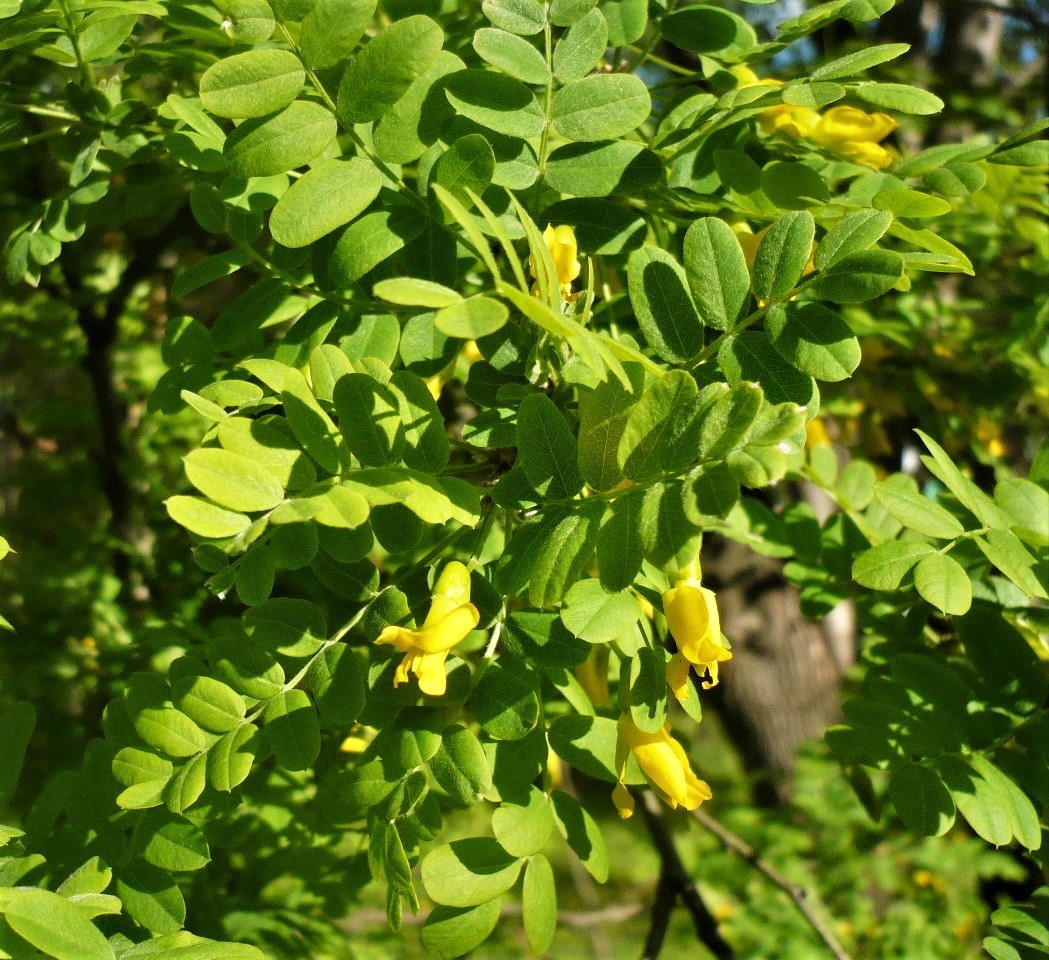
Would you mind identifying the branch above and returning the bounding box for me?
[692,809,854,960]
[640,792,735,960]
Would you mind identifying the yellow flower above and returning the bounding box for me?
[575,645,610,707]
[758,104,820,139]
[810,105,896,146]
[832,140,894,170]
[612,715,712,818]
[662,572,731,691]
[375,561,480,697]
[530,224,581,302]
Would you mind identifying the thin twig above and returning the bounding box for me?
[692,808,855,960]
[640,792,735,960]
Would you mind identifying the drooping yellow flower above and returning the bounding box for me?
[612,715,712,819]
[662,565,731,693]
[575,645,610,707]
[758,101,897,169]
[530,224,581,302]
[375,561,480,697]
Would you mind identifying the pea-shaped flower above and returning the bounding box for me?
[662,568,731,697]
[612,715,712,819]
[810,106,897,170]
[375,561,480,697]
[530,224,581,302]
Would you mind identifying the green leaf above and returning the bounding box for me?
[602,0,646,44]
[430,725,494,804]
[269,156,381,248]
[976,530,1048,600]
[184,447,285,513]
[0,700,34,802]
[217,415,316,491]
[814,209,893,270]
[968,755,1042,851]
[224,0,275,43]
[550,789,608,881]
[596,489,644,590]
[483,0,546,34]
[853,540,936,590]
[517,393,584,500]
[811,42,910,81]
[696,382,763,457]
[808,249,904,303]
[391,371,451,474]
[752,211,815,303]
[373,50,465,164]
[172,676,245,733]
[720,331,818,413]
[375,277,461,308]
[299,0,377,69]
[914,552,972,615]
[936,756,1015,847]
[322,205,428,287]
[115,863,185,934]
[421,838,522,907]
[207,725,260,792]
[545,139,660,197]
[619,371,702,481]
[627,246,704,363]
[889,763,955,836]
[551,74,651,141]
[433,133,496,205]
[855,82,944,115]
[336,15,444,124]
[628,646,669,734]
[1,888,115,960]
[224,101,337,178]
[873,482,964,539]
[996,477,1049,542]
[445,69,544,138]
[473,27,549,85]
[134,707,209,758]
[334,373,405,467]
[661,5,755,55]
[552,8,608,82]
[577,370,640,492]
[561,578,640,644]
[307,644,365,725]
[135,811,211,872]
[434,296,508,339]
[761,161,830,210]
[548,714,642,784]
[916,430,1008,530]
[199,49,305,119]
[421,901,503,960]
[873,188,952,219]
[165,753,207,814]
[113,747,174,788]
[472,665,540,741]
[683,217,750,332]
[765,302,861,382]
[264,689,320,771]
[493,787,554,857]
[522,854,557,954]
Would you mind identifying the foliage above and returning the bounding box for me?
[0,0,1046,958]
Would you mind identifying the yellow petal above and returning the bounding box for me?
[414,650,450,697]
[612,781,635,819]
[663,582,722,666]
[409,603,480,654]
[667,652,692,701]
[811,106,896,145]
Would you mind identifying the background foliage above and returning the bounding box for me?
[0,0,1046,958]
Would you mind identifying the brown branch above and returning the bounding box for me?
[692,808,854,960]
[640,791,735,960]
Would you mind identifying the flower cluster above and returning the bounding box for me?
[734,66,897,169]
[611,558,728,817]
[375,561,479,697]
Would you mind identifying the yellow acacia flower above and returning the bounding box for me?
[530,224,581,302]
[810,105,896,146]
[758,104,820,139]
[662,565,731,695]
[575,645,610,707]
[612,715,712,819]
[375,560,480,697]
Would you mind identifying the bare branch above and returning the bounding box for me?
[692,808,854,960]
[640,791,735,960]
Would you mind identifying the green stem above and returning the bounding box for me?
[57,0,94,87]
[532,7,555,218]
